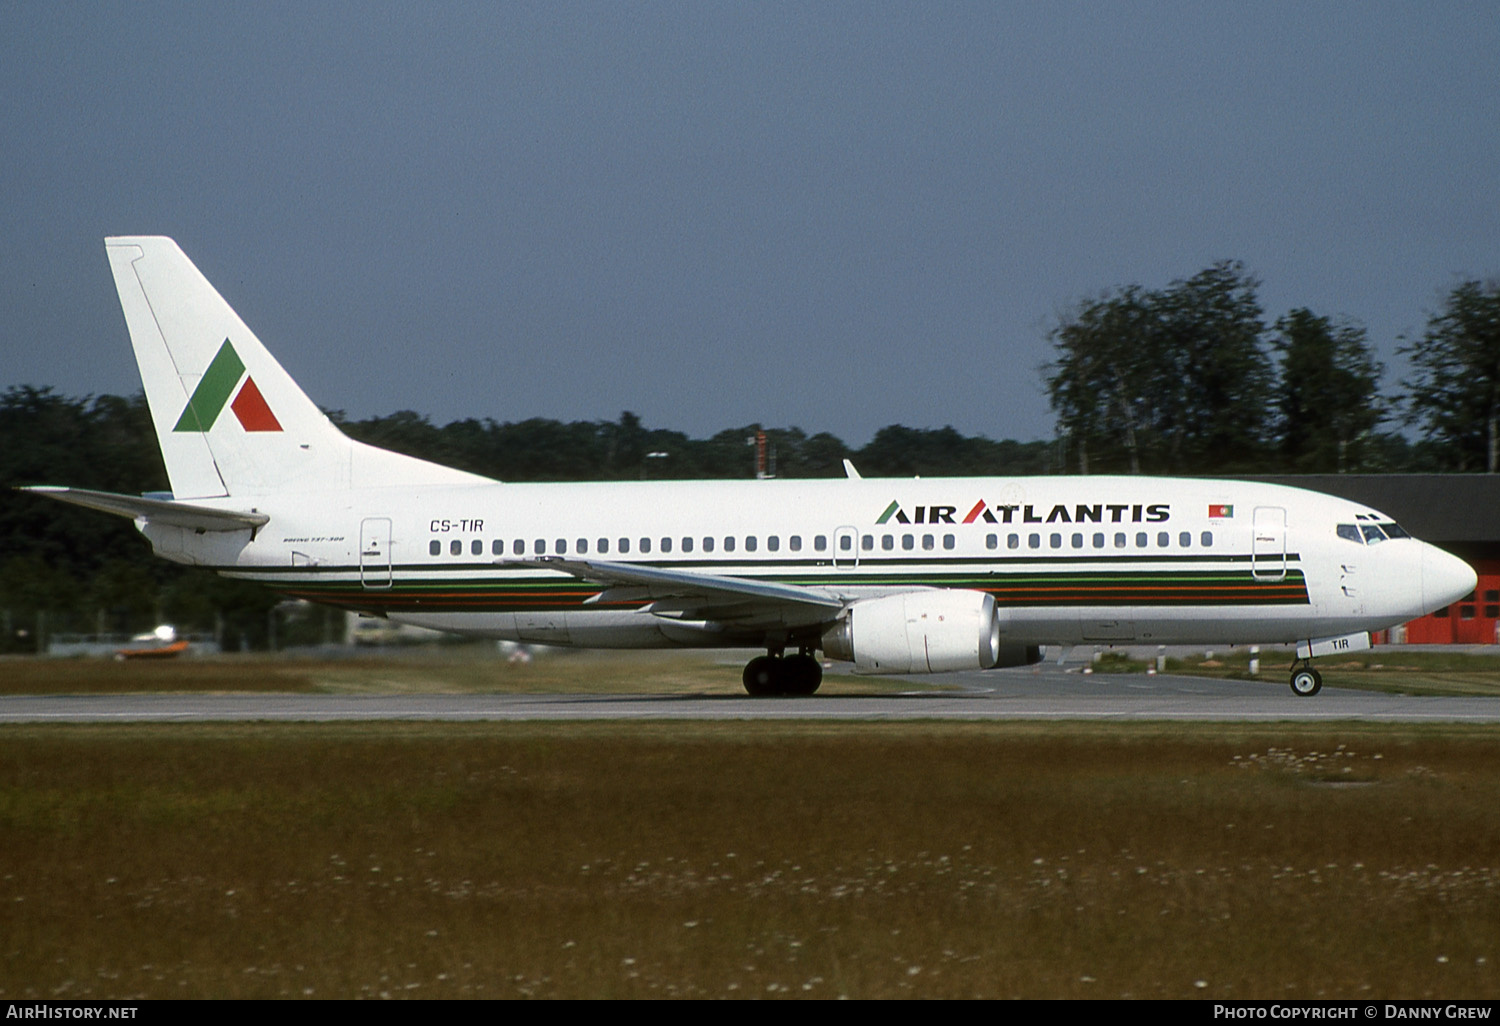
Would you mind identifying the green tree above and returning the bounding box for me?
[1402,279,1500,471]
[1044,285,1155,473]
[1045,261,1273,474]
[1153,262,1275,471]
[1271,309,1385,472]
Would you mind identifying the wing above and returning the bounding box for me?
[498,556,845,627]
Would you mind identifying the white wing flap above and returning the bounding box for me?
[498,556,844,625]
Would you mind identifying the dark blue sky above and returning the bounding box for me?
[3,2,1497,446]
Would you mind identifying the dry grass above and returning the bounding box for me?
[2,721,1499,999]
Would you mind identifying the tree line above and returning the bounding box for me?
[1,266,1495,651]
[1044,263,1500,475]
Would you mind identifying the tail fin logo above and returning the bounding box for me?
[172,339,283,433]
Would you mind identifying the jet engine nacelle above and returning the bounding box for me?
[822,589,1036,674]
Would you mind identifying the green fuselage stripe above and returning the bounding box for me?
[256,563,1311,615]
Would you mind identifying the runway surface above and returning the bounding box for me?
[5,664,1500,723]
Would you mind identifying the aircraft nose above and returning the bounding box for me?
[1423,545,1477,612]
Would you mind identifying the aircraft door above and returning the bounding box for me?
[833,526,859,568]
[1252,507,1286,582]
[360,517,393,589]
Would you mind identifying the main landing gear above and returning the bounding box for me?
[1289,661,1323,697]
[743,650,824,696]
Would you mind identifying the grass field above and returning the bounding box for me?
[3,650,1500,999]
[3,720,1500,999]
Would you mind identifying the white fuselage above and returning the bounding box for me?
[140,474,1472,653]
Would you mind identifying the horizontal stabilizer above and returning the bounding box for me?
[21,486,269,533]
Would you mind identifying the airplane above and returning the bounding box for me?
[22,237,1478,697]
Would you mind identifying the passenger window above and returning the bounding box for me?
[922,534,934,551]
[599,538,610,554]
[533,539,545,555]
[1092,532,1104,548]
[513,539,524,556]
[450,540,462,556]
[1007,534,1019,550]
[860,535,872,551]
[702,537,714,553]
[429,540,441,556]
[767,536,779,552]
[1071,533,1083,549]
[577,538,588,554]
[1201,531,1213,547]
[1114,532,1126,548]
[640,538,652,554]
[471,539,482,556]
[660,537,672,553]
[555,539,567,555]
[1157,532,1170,548]
[1135,532,1148,548]
[1029,533,1041,549]
[491,539,504,556]
[814,535,827,551]
[943,534,955,550]
[619,538,630,554]
[986,534,999,550]
[724,537,735,552]
[789,536,801,552]
[883,535,895,551]
[745,536,758,552]
[1337,524,1362,544]
[902,534,915,551]
[1179,532,1191,548]
[682,537,693,553]
[1050,533,1062,549]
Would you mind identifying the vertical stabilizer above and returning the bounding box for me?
[104,237,489,498]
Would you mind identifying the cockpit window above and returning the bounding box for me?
[1382,522,1411,539]
[1337,524,1362,544]
[1360,524,1388,545]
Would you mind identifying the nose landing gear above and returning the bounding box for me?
[1289,662,1323,697]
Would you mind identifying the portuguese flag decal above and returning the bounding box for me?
[173,339,283,433]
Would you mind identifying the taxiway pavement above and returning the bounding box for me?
[3,666,1499,723]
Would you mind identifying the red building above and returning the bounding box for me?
[1401,569,1500,644]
